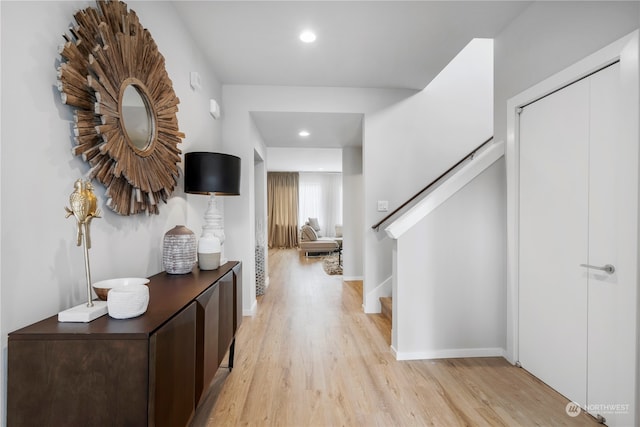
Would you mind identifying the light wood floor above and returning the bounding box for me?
[191,248,598,426]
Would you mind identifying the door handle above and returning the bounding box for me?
[580,263,615,274]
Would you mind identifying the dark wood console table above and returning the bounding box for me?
[7,261,242,427]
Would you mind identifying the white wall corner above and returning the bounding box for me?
[243,298,258,317]
[390,344,399,359]
[363,275,392,313]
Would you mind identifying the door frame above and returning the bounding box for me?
[505,30,639,365]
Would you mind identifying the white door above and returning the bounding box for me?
[586,63,637,426]
[519,62,637,426]
[519,77,590,407]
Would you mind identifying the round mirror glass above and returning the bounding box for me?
[121,84,153,151]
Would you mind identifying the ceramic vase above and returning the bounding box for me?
[198,233,221,270]
[162,225,196,274]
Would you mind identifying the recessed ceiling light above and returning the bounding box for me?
[299,130,310,137]
[299,30,316,43]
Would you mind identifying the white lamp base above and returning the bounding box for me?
[58,300,108,322]
[202,195,227,266]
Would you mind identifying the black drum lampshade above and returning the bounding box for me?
[184,152,241,195]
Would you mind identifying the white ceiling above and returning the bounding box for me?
[267,147,344,172]
[251,112,363,148]
[172,1,531,151]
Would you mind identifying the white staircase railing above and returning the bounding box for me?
[385,140,504,239]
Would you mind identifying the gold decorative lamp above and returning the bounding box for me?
[184,152,241,268]
[59,179,108,322]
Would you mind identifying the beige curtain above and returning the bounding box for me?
[268,172,299,248]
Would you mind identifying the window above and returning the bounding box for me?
[298,172,342,237]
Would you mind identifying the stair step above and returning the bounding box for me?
[380,297,392,322]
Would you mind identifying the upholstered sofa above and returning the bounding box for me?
[299,218,341,256]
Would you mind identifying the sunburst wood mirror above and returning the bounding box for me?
[57,0,184,215]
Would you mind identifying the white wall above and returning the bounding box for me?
[222,109,269,315]
[393,159,506,359]
[495,1,640,146]
[342,147,363,280]
[267,147,342,172]
[254,149,268,292]
[223,41,493,314]
[363,38,494,312]
[222,85,416,315]
[0,1,223,421]
[493,0,640,362]
[0,3,3,423]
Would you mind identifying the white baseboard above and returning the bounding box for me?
[393,347,506,361]
[342,275,363,281]
[243,299,257,317]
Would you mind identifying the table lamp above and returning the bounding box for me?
[184,152,241,269]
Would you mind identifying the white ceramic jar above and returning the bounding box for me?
[198,232,221,270]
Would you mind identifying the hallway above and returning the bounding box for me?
[191,248,598,426]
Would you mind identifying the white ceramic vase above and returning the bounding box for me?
[198,233,221,270]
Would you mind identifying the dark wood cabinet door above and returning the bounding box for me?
[233,263,243,332]
[149,302,196,427]
[7,338,148,426]
[195,283,220,404]
[218,270,234,365]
